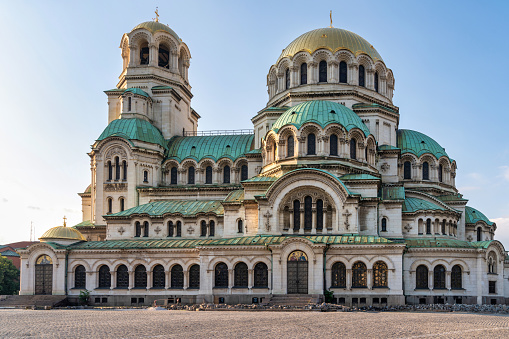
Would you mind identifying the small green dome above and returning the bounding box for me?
[397,129,449,160]
[97,118,167,150]
[131,21,180,41]
[465,206,494,226]
[271,100,371,136]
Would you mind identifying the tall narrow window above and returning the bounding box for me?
[116,265,128,288]
[74,265,86,289]
[304,196,312,230]
[209,220,215,237]
[438,164,443,182]
[350,139,357,159]
[153,265,165,288]
[477,227,482,241]
[122,161,127,180]
[374,71,379,93]
[404,161,411,179]
[451,265,462,289]
[140,45,149,65]
[135,221,141,237]
[143,170,148,183]
[120,198,125,212]
[285,68,290,90]
[158,45,169,68]
[358,65,365,87]
[188,166,195,184]
[254,262,268,288]
[319,60,327,82]
[240,165,248,181]
[143,221,149,237]
[272,141,277,161]
[201,220,207,237]
[339,61,348,83]
[176,221,182,237]
[115,157,120,180]
[381,218,387,232]
[352,262,367,288]
[316,199,323,230]
[134,265,147,288]
[307,133,316,155]
[442,220,446,235]
[128,97,132,111]
[189,264,200,289]
[300,63,307,85]
[434,265,446,289]
[331,262,346,287]
[293,200,300,231]
[168,221,174,237]
[205,166,213,184]
[330,134,338,156]
[416,265,428,289]
[223,165,230,184]
[170,167,177,185]
[171,265,184,288]
[107,198,112,214]
[287,135,294,157]
[107,161,112,181]
[98,265,111,288]
[373,261,388,287]
[426,219,431,234]
[422,162,429,180]
[215,262,228,288]
[234,262,248,287]
[237,219,243,233]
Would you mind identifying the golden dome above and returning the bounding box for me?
[131,21,180,41]
[39,226,86,242]
[278,27,383,63]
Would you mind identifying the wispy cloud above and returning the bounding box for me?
[499,166,509,182]
[1,198,7,203]
[27,206,41,210]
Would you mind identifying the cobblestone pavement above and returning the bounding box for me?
[1,309,509,338]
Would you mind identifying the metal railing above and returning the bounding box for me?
[184,129,254,136]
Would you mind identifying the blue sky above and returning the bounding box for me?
[1,0,508,245]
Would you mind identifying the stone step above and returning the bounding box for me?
[268,294,321,307]
[0,295,67,308]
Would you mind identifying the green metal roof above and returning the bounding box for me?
[405,239,496,249]
[107,200,224,218]
[166,134,254,162]
[380,186,405,200]
[131,21,180,41]
[352,103,397,114]
[242,176,279,183]
[340,174,380,181]
[465,206,494,226]
[0,250,19,257]
[124,88,150,98]
[270,168,352,196]
[224,190,244,203]
[271,101,371,136]
[152,86,173,90]
[397,129,449,160]
[97,118,167,150]
[436,194,468,202]
[73,220,95,228]
[402,197,447,213]
[245,148,262,154]
[378,145,400,151]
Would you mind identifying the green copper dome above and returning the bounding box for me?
[97,118,167,150]
[271,100,371,136]
[465,206,494,226]
[131,21,180,41]
[278,28,382,63]
[397,129,449,160]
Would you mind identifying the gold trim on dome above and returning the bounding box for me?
[39,226,86,241]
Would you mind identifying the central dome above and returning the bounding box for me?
[131,21,180,41]
[278,27,383,63]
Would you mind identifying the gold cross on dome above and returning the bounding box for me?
[63,216,67,227]
[153,7,159,22]
[329,10,334,28]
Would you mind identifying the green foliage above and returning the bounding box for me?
[79,289,90,306]
[0,255,20,295]
[324,289,334,303]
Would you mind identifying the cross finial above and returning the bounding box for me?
[329,10,334,28]
[63,216,67,227]
[153,7,159,22]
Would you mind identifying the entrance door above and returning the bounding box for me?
[35,255,53,295]
[287,250,308,294]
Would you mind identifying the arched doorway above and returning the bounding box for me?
[287,250,308,294]
[35,254,53,295]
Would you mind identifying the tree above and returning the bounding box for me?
[0,256,20,295]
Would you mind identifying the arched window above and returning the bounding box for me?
[307,133,316,155]
[116,265,128,288]
[107,198,112,214]
[331,262,346,288]
[223,165,230,184]
[74,265,86,289]
[107,161,112,181]
[426,219,431,234]
[285,68,290,90]
[373,261,388,287]
[140,43,149,65]
[143,221,149,237]
[416,265,428,289]
[237,219,243,233]
[374,71,379,93]
[451,265,462,289]
[352,262,367,288]
[330,134,338,156]
[158,45,169,68]
[176,221,182,237]
[134,265,147,288]
[188,166,195,184]
[304,196,312,230]
[358,65,365,87]
[272,141,277,161]
[171,265,184,288]
[122,161,127,180]
[381,217,387,232]
[215,262,228,288]
[287,135,295,157]
[319,60,327,82]
[316,199,323,230]
[488,252,496,273]
[438,164,443,182]
[115,157,120,180]
[300,63,307,85]
[442,220,446,235]
[241,165,248,181]
[98,265,111,288]
[404,161,411,179]
[350,139,357,159]
[293,200,300,231]
[135,221,141,237]
[143,170,148,183]
[128,97,132,112]
[120,198,125,212]
[339,61,347,83]
[168,221,174,237]
[422,162,429,180]
[477,227,482,241]
[234,262,248,287]
[189,264,200,289]
[170,167,178,185]
[153,265,165,288]
[201,220,207,237]
[209,220,215,237]
[205,166,213,184]
[254,262,268,287]
[434,265,446,289]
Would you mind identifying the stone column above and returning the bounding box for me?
[147,271,153,289]
[446,270,451,290]
[128,271,134,289]
[248,269,254,289]
[165,270,170,289]
[367,269,373,290]
[367,69,375,90]
[196,168,204,185]
[429,271,433,290]
[170,50,179,73]
[228,269,234,289]
[308,62,317,84]
[289,209,294,231]
[299,209,304,234]
[278,140,285,160]
[129,45,137,67]
[110,271,117,289]
[290,66,298,87]
[346,269,352,290]
[312,208,317,233]
[149,43,157,66]
[276,73,284,94]
[329,61,339,83]
[297,136,305,157]
[350,64,358,85]
[183,270,189,290]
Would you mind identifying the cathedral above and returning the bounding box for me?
[18,17,508,307]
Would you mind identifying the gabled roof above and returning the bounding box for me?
[107,200,224,218]
[397,129,450,160]
[405,239,496,249]
[123,88,150,98]
[465,206,494,226]
[0,250,19,257]
[73,220,95,228]
[402,197,447,213]
[340,173,380,181]
[224,190,244,203]
[97,118,167,150]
